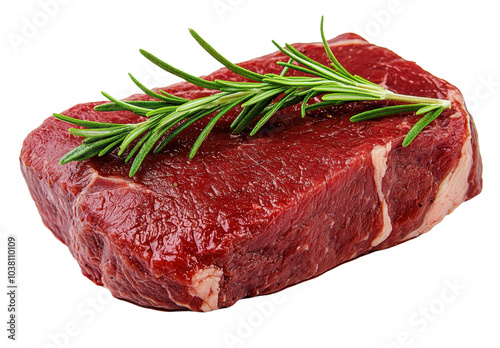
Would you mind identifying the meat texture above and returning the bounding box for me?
[20,33,482,311]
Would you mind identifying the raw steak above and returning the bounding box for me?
[20,33,482,311]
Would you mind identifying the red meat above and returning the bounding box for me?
[20,33,482,311]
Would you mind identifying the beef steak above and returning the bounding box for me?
[20,33,482,311]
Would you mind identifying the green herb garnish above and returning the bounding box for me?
[54,17,451,177]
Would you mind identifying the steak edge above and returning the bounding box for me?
[20,33,482,311]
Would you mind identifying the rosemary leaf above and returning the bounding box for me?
[241,87,287,107]
[125,133,151,163]
[301,91,317,118]
[69,126,130,139]
[128,73,180,103]
[118,123,152,156]
[53,113,120,129]
[154,106,221,154]
[189,29,266,82]
[233,98,274,134]
[250,89,297,136]
[59,134,124,164]
[95,100,174,112]
[402,107,444,146]
[98,137,123,157]
[155,111,215,154]
[189,98,243,158]
[320,16,351,77]
[101,92,152,116]
[416,104,442,115]
[139,49,219,90]
[129,131,165,176]
[350,104,428,122]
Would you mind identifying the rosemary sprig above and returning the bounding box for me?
[54,17,451,177]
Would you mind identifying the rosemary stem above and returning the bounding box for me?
[55,18,454,177]
[384,92,451,108]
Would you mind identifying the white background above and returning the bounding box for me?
[1,0,499,347]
